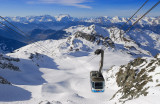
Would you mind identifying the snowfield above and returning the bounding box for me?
[0,38,133,104]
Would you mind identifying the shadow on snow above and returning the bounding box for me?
[0,54,59,101]
[0,84,31,102]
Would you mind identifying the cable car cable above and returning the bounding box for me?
[0,16,27,36]
[89,0,160,64]
[0,21,25,37]
[114,0,150,36]
[0,20,56,57]
[0,16,60,57]
[124,0,160,33]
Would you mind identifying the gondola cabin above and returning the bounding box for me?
[90,71,105,92]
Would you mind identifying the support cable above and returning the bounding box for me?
[114,0,150,36]
[0,16,26,36]
[90,0,160,64]
[0,20,56,57]
[124,1,160,33]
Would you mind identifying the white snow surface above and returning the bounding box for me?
[65,25,153,56]
[65,24,110,37]
[55,14,72,22]
[0,27,160,103]
[0,38,133,104]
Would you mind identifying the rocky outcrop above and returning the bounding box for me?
[29,52,44,67]
[106,55,160,103]
[0,54,20,71]
[39,100,62,104]
[74,31,115,48]
[0,54,20,85]
[0,76,11,85]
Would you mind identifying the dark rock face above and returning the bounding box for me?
[29,52,43,67]
[0,54,20,71]
[39,100,62,104]
[0,54,20,85]
[74,31,115,48]
[0,76,11,85]
[110,56,160,102]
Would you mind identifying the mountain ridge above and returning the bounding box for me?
[1,15,160,26]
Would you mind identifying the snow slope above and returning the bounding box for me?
[128,29,160,56]
[65,25,155,57]
[0,38,133,104]
[0,24,160,104]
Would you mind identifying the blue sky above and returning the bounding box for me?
[0,0,160,17]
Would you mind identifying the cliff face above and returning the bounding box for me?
[106,54,160,103]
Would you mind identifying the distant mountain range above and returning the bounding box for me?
[1,14,160,25]
[1,14,160,34]
[0,14,159,53]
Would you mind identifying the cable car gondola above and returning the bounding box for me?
[90,49,105,92]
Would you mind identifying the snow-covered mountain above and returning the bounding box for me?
[0,34,133,104]
[128,29,160,56]
[55,14,73,22]
[0,23,159,56]
[0,28,159,103]
[1,15,160,37]
[1,15,160,25]
[0,16,160,103]
[64,24,160,57]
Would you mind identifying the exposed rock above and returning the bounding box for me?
[107,56,160,103]
[0,54,20,62]
[29,52,45,67]
[155,53,160,59]
[0,76,11,85]
[0,54,21,85]
[39,100,62,104]
[74,31,115,48]
[0,54,20,71]
[29,52,42,60]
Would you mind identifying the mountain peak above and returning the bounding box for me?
[55,14,71,21]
